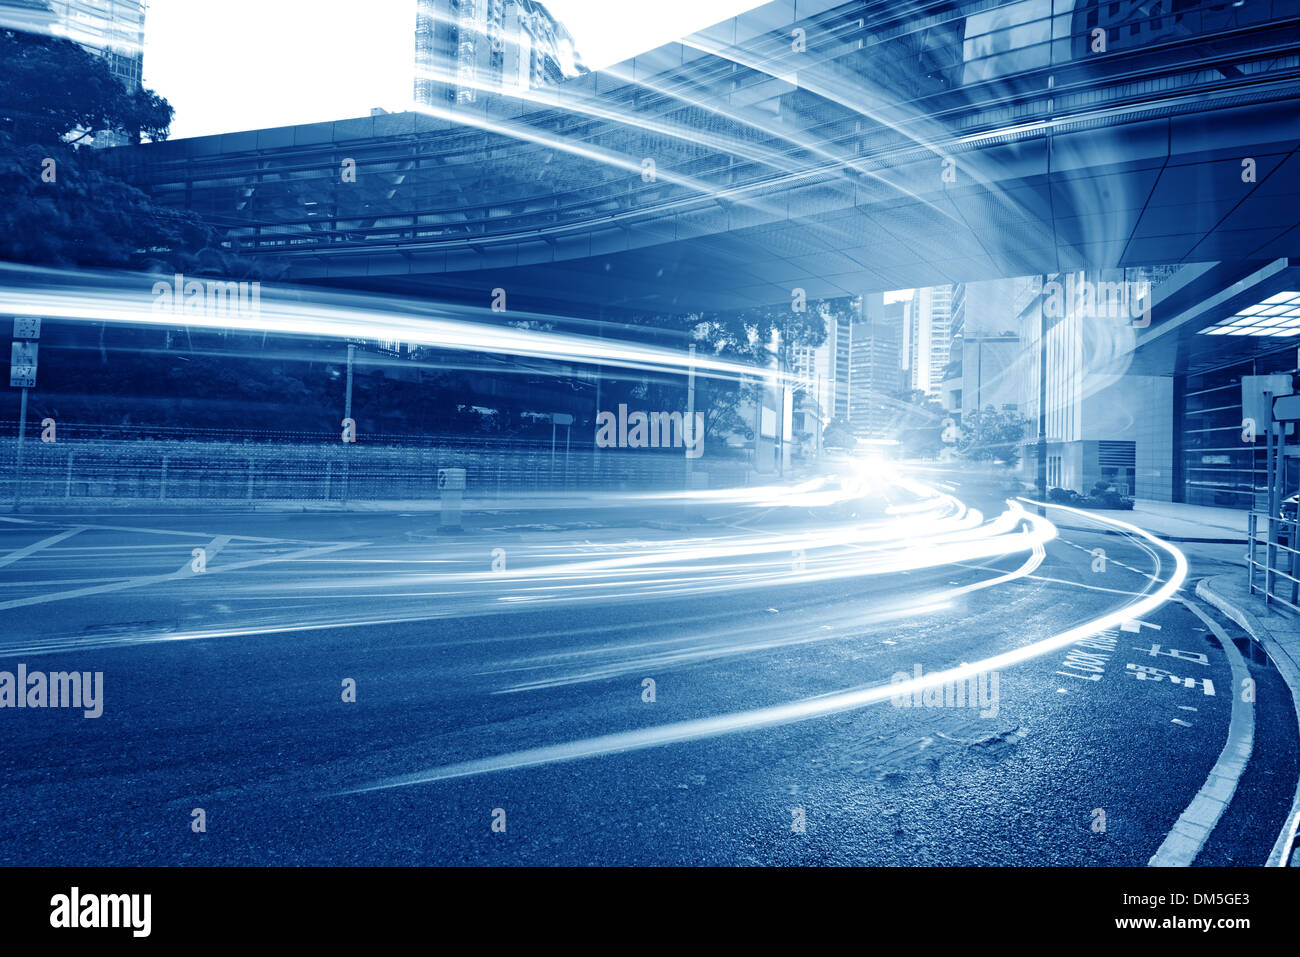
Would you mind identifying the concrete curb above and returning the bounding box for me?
[1149,599,1255,866]
[1195,576,1300,866]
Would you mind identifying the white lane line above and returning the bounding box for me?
[0,541,362,611]
[0,515,322,545]
[1059,537,1161,580]
[1020,575,1152,598]
[0,527,85,569]
[0,569,187,611]
[0,605,458,658]
[181,535,232,574]
[1149,598,1254,867]
[208,542,365,575]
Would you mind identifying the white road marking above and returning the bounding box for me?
[0,515,325,545]
[1121,618,1162,633]
[1021,574,1152,598]
[0,527,85,568]
[181,535,231,574]
[0,541,362,611]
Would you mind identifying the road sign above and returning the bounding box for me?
[1274,394,1300,421]
[12,317,40,340]
[9,341,37,388]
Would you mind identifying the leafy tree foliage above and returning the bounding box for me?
[822,417,857,449]
[0,26,217,271]
[953,407,1027,466]
[0,27,172,146]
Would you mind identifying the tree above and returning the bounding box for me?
[823,417,857,449]
[0,27,172,147]
[693,298,832,368]
[888,389,947,459]
[693,375,751,446]
[0,26,216,271]
[954,407,1027,466]
[0,136,213,268]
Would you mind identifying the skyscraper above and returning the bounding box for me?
[44,0,146,91]
[848,294,906,438]
[938,278,1024,416]
[903,285,955,398]
[832,306,852,422]
[413,0,582,110]
[0,0,147,146]
[1015,267,1182,498]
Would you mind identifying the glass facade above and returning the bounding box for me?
[46,0,146,90]
[413,0,577,108]
[1182,348,1299,509]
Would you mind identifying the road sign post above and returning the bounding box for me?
[13,386,27,507]
[10,319,40,507]
[551,413,573,487]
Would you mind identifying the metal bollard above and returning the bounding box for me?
[437,467,466,532]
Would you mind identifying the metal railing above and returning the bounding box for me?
[0,437,753,506]
[1247,511,1300,613]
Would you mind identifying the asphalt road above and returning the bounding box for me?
[0,469,1295,865]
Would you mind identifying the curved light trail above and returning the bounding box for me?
[340,496,1186,795]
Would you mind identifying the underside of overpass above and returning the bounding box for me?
[303,92,1300,318]
[105,0,1300,317]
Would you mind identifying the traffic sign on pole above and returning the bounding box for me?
[13,317,40,340]
[1273,394,1300,422]
[9,341,37,388]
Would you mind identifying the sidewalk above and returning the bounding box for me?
[1129,499,1248,542]
[1096,498,1299,864]
[1039,498,1248,543]
[1196,573,1300,866]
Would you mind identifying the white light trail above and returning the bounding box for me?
[341,499,1184,794]
[0,266,778,384]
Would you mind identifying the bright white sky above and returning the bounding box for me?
[142,0,766,139]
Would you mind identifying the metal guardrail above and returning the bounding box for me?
[1247,511,1300,613]
[0,438,752,505]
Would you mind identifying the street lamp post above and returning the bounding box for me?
[686,343,696,487]
[343,342,354,504]
[1036,301,1048,516]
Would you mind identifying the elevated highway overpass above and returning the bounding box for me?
[104,0,1300,315]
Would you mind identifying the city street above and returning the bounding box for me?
[6,0,1300,939]
[0,468,1293,865]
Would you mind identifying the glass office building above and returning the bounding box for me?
[46,0,146,91]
